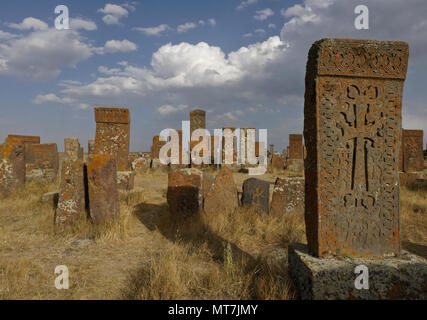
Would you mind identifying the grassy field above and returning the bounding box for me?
[0,166,426,300]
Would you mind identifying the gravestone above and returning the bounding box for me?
[94,107,130,171]
[64,138,80,160]
[241,178,270,214]
[290,38,427,300]
[25,143,59,181]
[190,109,206,137]
[87,154,120,224]
[55,159,86,225]
[167,168,204,217]
[402,129,424,172]
[151,135,166,160]
[0,143,25,195]
[204,166,238,215]
[270,177,304,216]
[271,154,284,170]
[88,140,95,158]
[289,134,303,159]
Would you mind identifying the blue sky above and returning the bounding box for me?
[0,0,426,152]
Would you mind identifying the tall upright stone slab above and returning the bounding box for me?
[402,129,424,172]
[64,138,80,160]
[87,154,120,224]
[151,135,165,160]
[289,134,303,159]
[289,39,427,300]
[190,109,206,137]
[94,107,130,171]
[55,159,86,225]
[0,143,25,195]
[304,39,409,258]
[88,140,95,158]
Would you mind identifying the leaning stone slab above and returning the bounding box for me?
[289,243,427,300]
[204,166,238,215]
[241,177,270,214]
[87,154,120,224]
[55,159,86,225]
[270,177,304,216]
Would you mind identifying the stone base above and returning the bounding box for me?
[117,171,135,191]
[288,243,427,300]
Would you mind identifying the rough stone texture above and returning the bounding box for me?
[94,107,130,171]
[78,146,84,160]
[88,140,95,158]
[304,39,409,258]
[190,109,206,137]
[270,177,304,216]
[117,171,135,191]
[289,134,303,159]
[0,143,25,195]
[87,154,120,224]
[204,167,239,215]
[41,191,59,208]
[25,143,59,182]
[289,243,427,300]
[64,138,80,160]
[402,129,424,172]
[271,154,284,170]
[241,178,270,214]
[5,135,40,146]
[131,156,151,172]
[167,168,203,217]
[55,159,86,225]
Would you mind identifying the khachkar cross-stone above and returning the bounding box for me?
[338,84,386,210]
[304,39,409,257]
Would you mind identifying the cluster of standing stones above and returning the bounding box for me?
[1,38,427,299]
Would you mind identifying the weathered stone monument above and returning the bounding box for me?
[0,143,25,195]
[88,140,95,158]
[151,135,165,160]
[402,129,424,172]
[204,167,238,215]
[190,109,206,137]
[241,178,270,214]
[167,168,204,217]
[25,143,59,181]
[271,154,284,170]
[270,176,304,216]
[94,107,130,171]
[64,138,81,160]
[289,38,427,299]
[87,154,120,224]
[55,159,86,225]
[286,134,303,172]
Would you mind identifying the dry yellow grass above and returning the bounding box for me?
[0,167,425,300]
